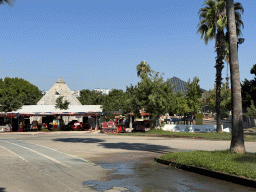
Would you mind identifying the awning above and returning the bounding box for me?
[3,105,103,117]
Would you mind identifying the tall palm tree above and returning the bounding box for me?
[224,42,230,89]
[197,0,244,132]
[136,61,151,79]
[226,0,245,154]
[0,0,14,6]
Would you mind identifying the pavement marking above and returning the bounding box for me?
[0,139,97,191]
[0,144,28,162]
[2,140,71,168]
[21,140,89,164]
[0,145,76,192]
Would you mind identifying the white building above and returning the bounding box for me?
[18,78,102,127]
[93,88,110,95]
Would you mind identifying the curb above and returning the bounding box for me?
[0,131,93,135]
[155,158,256,189]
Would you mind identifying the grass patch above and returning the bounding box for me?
[160,150,256,180]
[113,128,256,142]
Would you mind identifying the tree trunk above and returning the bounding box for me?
[226,62,230,90]
[215,31,225,133]
[226,0,245,154]
[155,114,161,129]
[150,114,161,129]
[129,114,133,128]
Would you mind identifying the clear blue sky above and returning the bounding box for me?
[1,0,255,92]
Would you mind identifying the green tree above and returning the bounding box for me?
[197,0,244,132]
[136,61,151,79]
[202,84,231,112]
[245,100,256,118]
[224,41,230,89]
[122,84,138,128]
[55,96,70,110]
[250,64,256,76]
[185,77,204,117]
[201,88,216,111]
[122,85,137,115]
[78,89,127,112]
[78,89,105,105]
[104,89,127,112]
[133,65,176,128]
[226,0,245,153]
[173,91,190,117]
[0,77,43,112]
[241,64,256,111]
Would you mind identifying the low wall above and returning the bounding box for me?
[162,124,231,133]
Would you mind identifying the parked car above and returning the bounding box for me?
[68,120,83,131]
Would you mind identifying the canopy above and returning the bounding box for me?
[4,105,103,117]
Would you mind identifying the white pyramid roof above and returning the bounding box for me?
[37,77,82,105]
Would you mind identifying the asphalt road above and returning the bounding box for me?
[0,131,255,192]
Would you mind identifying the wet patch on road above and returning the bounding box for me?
[83,152,256,192]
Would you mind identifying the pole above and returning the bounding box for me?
[95,114,98,130]
[17,113,20,132]
[99,113,102,132]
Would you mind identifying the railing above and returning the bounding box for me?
[164,118,195,125]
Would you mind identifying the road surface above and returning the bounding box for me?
[0,131,255,192]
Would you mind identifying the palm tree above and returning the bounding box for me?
[226,0,245,154]
[0,0,15,6]
[224,42,230,89]
[136,61,151,79]
[197,0,244,132]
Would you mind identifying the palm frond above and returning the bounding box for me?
[0,0,14,6]
[236,27,242,37]
[216,0,226,10]
[199,8,209,20]
[198,19,207,25]
[207,7,217,19]
[234,2,244,14]
[205,27,216,44]
[217,15,227,31]
[235,13,244,29]
[204,0,216,9]
[197,24,209,39]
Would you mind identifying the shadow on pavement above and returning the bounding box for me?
[52,138,178,154]
[99,142,176,154]
[52,138,105,143]
[0,188,6,192]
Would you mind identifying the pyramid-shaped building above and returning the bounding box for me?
[169,76,188,94]
[37,77,82,105]
[169,76,206,95]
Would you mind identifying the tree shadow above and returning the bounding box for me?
[98,142,176,154]
[244,132,256,136]
[52,138,105,143]
[0,188,6,192]
[52,138,178,154]
[234,153,256,164]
